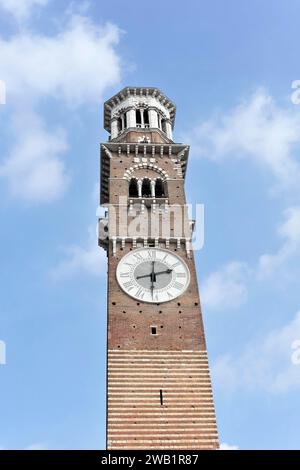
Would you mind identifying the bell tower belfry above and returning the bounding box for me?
[99,87,219,450]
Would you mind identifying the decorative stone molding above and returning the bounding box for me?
[123,163,170,181]
[102,144,113,159]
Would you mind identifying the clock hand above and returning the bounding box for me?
[150,261,155,299]
[154,269,173,276]
[136,273,152,280]
[136,268,172,280]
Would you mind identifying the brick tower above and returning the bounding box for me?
[99,87,219,450]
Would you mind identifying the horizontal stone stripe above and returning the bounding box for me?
[108,382,212,387]
[108,438,217,444]
[108,417,216,422]
[108,430,218,436]
[108,372,210,377]
[108,364,210,368]
[110,446,217,450]
[108,404,215,408]
[108,424,218,430]
[108,366,210,371]
[108,405,215,408]
[108,384,212,388]
[108,399,214,403]
[109,444,218,449]
[108,356,208,360]
[108,359,209,363]
[108,349,207,355]
[108,410,215,419]
[108,357,208,362]
[108,358,209,362]
[108,397,214,400]
[108,384,213,389]
[108,376,211,381]
[108,433,218,439]
[108,360,209,363]
[108,411,216,415]
[108,390,213,394]
[110,391,212,400]
[108,354,208,357]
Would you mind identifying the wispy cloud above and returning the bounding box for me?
[219,443,239,450]
[202,205,300,312]
[201,261,250,311]
[0,109,69,203]
[257,206,300,279]
[185,89,300,193]
[212,310,300,392]
[0,0,48,23]
[50,224,106,280]
[0,16,121,106]
[0,11,123,204]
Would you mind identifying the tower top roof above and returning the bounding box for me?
[103,86,176,133]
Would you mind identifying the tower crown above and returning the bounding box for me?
[104,87,176,142]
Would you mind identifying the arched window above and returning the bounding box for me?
[157,114,162,129]
[161,119,167,134]
[155,179,165,198]
[144,109,149,128]
[129,178,138,197]
[136,109,142,127]
[117,117,122,133]
[142,178,151,198]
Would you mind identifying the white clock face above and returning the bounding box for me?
[116,247,190,303]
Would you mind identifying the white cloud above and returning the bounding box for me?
[219,443,239,450]
[51,224,106,280]
[185,89,300,192]
[201,261,250,311]
[0,13,123,204]
[0,0,48,22]
[0,110,69,203]
[257,206,300,279]
[212,311,300,393]
[0,16,121,106]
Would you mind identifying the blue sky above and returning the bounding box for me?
[0,0,300,450]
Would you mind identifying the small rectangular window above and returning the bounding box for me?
[151,326,157,335]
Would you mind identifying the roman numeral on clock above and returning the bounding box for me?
[173,281,184,290]
[176,272,186,278]
[136,287,145,299]
[171,261,181,268]
[147,250,156,259]
[133,253,143,261]
[123,281,134,291]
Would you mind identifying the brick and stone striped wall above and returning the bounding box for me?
[107,349,219,450]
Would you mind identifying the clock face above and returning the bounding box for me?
[116,247,190,303]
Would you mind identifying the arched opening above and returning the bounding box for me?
[129,178,138,197]
[142,178,151,198]
[157,114,162,129]
[117,117,122,133]
[144,109,149,127]
[161,119,167,134]
[155,179,165,198]
[136,109,142,127]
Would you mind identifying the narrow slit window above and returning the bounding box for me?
[160,389,164,406]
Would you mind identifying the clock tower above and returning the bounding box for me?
[99,87,219,450]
